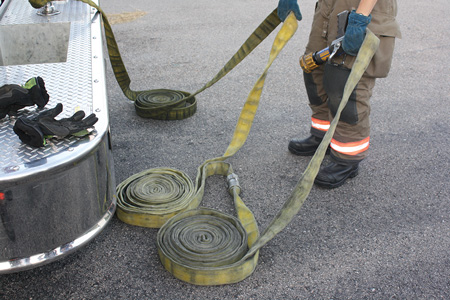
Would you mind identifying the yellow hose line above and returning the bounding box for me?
[27,0,380,285]
[157,162,260,286]
[115,12,298,285]
[115,12,296,227]
[160,28,379,285]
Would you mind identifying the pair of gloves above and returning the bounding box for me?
[277,0,372,56]
[0,77,98,147]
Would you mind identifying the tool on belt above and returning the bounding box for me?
[299,10,349,73]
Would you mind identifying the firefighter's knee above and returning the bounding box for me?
[323,63,358,124]
[303,71,323,106]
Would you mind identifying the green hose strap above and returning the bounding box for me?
[39,0,280,119]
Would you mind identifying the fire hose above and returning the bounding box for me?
[39,0,281,120]
[28,0,379,285]
[116,17,379,284]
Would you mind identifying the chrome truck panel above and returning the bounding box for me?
[0,0,116,273]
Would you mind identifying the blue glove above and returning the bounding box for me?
[277,0,302,21]
[342,10,372,56]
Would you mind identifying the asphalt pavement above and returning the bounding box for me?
[1,0,449,299]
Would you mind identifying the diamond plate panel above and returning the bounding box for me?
[0,0,96,172]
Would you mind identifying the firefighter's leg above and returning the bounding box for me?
[288,1,332,156]
[288,66,332,156]
[315,63,376,188]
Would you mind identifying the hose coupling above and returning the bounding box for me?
[226,173,241,194]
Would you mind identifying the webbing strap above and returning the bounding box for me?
[60,0,281,119]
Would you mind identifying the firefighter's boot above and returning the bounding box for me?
[288,135,330,156]
[314,161,359,189]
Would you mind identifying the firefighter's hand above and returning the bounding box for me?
[342,10,372,56]
[277,0,302,21]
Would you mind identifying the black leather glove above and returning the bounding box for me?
[13,103,98,147]
[0,77,49,119]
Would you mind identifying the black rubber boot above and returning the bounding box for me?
[288,135,330,156]
[314,161,359,189]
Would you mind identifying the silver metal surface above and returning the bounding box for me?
[0,22,71,66]
[0,193,116,274]
[36,2,61,16]
[227,173,241,193]
[0,0,116,273]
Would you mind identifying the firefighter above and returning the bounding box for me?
[277,0,401,188]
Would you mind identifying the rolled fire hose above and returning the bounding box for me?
[117,13,380,284]
[44,0,280,119]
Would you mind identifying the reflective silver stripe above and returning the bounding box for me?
[330,139,370,155]
[311,119,330,131]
